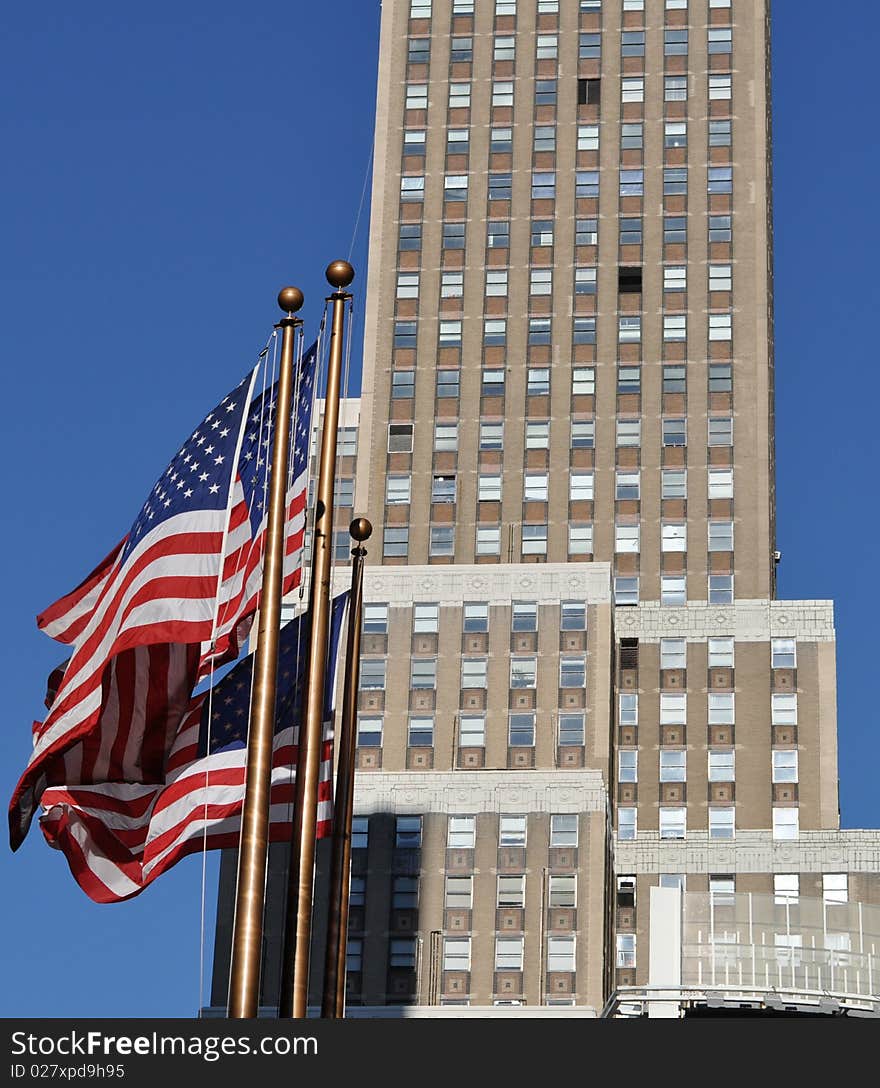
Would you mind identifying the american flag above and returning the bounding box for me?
[36,594,348,903]
[9,340,318,850]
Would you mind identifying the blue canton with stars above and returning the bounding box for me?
[237,340,317,538]
[123,341,317,562]
[196,591,348,757]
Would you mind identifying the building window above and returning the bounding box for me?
[709,807,735,840]
[771,638,796,669]
[620,217,642,246]
[392,876,419,911]
[462,603,488,633]
[396,272,420,299]
[619,693,638,727]
[665,76,687,102]
[461,658,488,689]
[615,471,640,500]
[549,874,576,908]
[708,521,734,552]
[492,80,514,108]
[665,29,688,55]
[508,711,535,747]
[662,469,687,499]
[410,658,437,690]
[665,121,687,149]
[662,418,686,446]
[661,522,691,552]
[664,167,687,196]
[620,169,644,197]
[659,750,686,783]
[346,938,363,974]
[709,120,732,147]
[615,523,640,554]
[774,874,799,904]
[521,524,547,555]
[549,814,578,848]
[621,31,645,58]
[403,130,426,157]
[708,417,733,446]
[530,268,552,296]
[559,713,585,747]
[359,659,386,691]
[709,74,732,101]
[479,422,504,451]
[569,524,593,555]
[524,474,548,502]
[575,171,599,199]
[660,693,686,727]
[621,122,643,149]
[618,807,637,840]
[578,216,596,244]
[399,223,422,251]
[560,656,586,688]
[362,603,388,635]
[356,716,382,747]
[664,266,687,292]
[660,575,686,606]
[663,314,687,341]
[708,693,734,725]
[386,475,411,506]
[510,653,537,689]
[708,750,735,782]
[614,576,639,605]
[660,638,687,669]
[448,82,471,110]
[708,575,734,604]
[662,366,686,397]
[823,874,848,904]
[476,526,501,555]
[618,750,638,783]
[459,714,485,747]
[391,371,415,401]
[771,751,798,783]
[495,937,525,972]
[447,815,475,849]
[708,638,734,667]
[394,321,417,350]
[616,933,636,969]
[577,124,599,152]
[575,267,597,295]
[664,216,687,245]
[616,420,641,447]
[408,716,434,747]
[499,814,527,847]
[351,817,369,851]
[579,31,601,59]
[621,78,644,104]
[659,807,687,840]
[571,420,595,448]
[618,316,641,343]
[400,175,425,202]
[771,693,797,725]
[435,370,460,400]
[709,312,733,340]
[445,876,473,909]
[478,475,502,502]
[487,221,510,249]
[709,214,732,242]
[405,83,428,110]
[708,27,733,54]
[442,938,471,972]
[546,936,576,973]
[486,269,508,296]
[772,808,799,841]
[572,368,596,397]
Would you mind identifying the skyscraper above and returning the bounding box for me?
[210,0,880,1017]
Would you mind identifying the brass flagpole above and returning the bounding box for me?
[279,260,354,1018]
[321,517,372,1018]
[227,286,304,1018]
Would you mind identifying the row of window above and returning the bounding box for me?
[409,26,732,67]
[362,655,587,690]
[615,574,734,605]
[363,600,586,634]
[410,0,733,14]
[358,711,585,749]
[618,749,799,784]
[621,691,800,726]
[645,872,850,905]
[403,213,733,254]
[404,120,732,161]
[389,469,734,505]
[348,812,579,850]
[388,416,730,453]
[618,805,801,840]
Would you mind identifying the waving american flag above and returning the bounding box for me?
[10,340,318,851]
[35,594,347,903]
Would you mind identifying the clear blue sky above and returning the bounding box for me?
[1,2,877,1018]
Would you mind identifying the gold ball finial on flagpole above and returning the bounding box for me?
[277,286,305,315]
[350,517,372,542]
[326,260,355,290]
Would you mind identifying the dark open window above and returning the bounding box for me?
[578,78,601,106]
[618,267,643,294]
[619,638,639,670]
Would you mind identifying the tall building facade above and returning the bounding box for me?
[210,0,880,1017]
